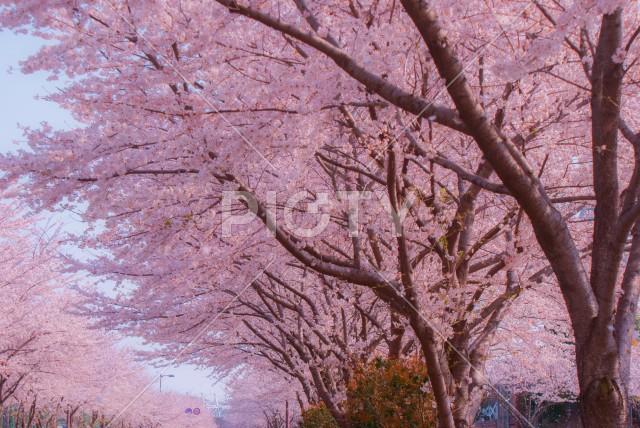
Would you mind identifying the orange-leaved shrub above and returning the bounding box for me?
[344,357,437,427]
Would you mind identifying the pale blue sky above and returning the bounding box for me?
[0,30,226,402]
[0,32,74,149]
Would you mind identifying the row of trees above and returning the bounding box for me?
[1,0,640,426]
[0,205,216,427]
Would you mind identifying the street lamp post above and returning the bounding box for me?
[159,374,175,392]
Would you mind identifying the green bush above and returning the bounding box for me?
[300,403,339,428]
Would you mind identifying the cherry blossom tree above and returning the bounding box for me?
[223,368,298,428]
[0,212,60,409]
[1,0,640,427]
[0,204,217,428]
[87,255,416,425]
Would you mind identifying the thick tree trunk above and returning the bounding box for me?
[411,317,457,428]
[388,309,405,360]
[447,347,488,427]
[411,318,489,427]
[451,389,472,428]
[578,327,630,427]
[446,350,473,427]
[404,308,499,428]
[579,7,630,428]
